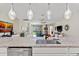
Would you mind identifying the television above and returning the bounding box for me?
[56,26,63,32]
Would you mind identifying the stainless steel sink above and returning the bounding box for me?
[36,39,61,44]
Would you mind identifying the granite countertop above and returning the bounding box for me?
[32,44,79,48]
[2,44,79,48]
[0,36,79,48]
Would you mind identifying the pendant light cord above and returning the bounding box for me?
[48,3,50,10]
[66,3,69,10]
[10,0,15,11]
[11,3,15,11]
[29,3,32,10]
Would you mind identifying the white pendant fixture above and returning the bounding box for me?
[8,3,16,20]
[64,3,72,20]
[27,3,33,20]
[47,3,51,20]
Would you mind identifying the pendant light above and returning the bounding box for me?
[64,3,72,20]
[8,3,16,20]
[27,3,33,20]
[41,14,45,24]
[47,3,51,20]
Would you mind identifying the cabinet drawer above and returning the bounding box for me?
[33,47,68,54]
[69,48,79,53]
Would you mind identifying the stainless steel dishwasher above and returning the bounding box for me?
[7,47,32,56]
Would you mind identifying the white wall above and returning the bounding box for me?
[55,12,79,44]
[13,18,20,34]
[13,18,26,35]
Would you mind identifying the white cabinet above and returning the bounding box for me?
[69,48,79,56]
[33,47,68,53]
[69,48,79,53]
[0,47,79,56]
[32,47,68,56]
[0,48,7,56]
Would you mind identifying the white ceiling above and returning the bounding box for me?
[0,3,79,23]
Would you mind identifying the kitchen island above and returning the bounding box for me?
[0,37,79,56]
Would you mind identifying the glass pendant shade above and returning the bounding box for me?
[64,4,72,20]
[8,4,16,20]
[47,10,51,20]
[27,9,33,20]
[47,3,51,20]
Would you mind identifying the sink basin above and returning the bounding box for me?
[36,39,61,44]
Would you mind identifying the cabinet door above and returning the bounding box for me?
[0,48,7,56]
[33,47,68,54]
[69,48,79,53]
